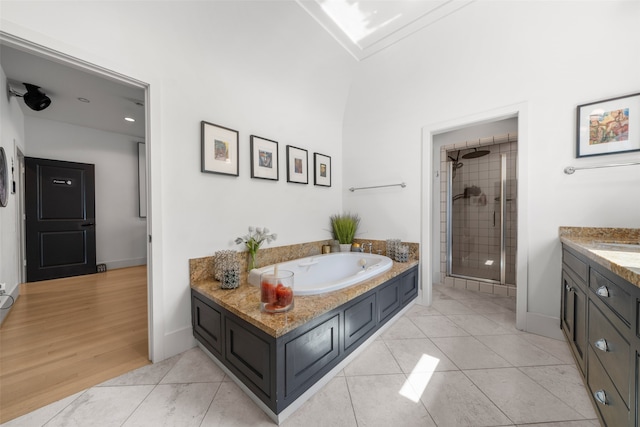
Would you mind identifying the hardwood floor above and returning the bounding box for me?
[0,266,149,423]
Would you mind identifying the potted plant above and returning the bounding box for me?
[330,213,360,252]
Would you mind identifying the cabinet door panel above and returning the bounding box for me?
[344,294,376,351]
[378,278,401,324]
[225,318,272,396]
[192,295,222,356]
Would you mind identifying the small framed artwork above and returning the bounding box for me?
[250,135,279,181]
[313,153,331,187]
[286,145,308,184]
[201,121,239,176]
[576,92,640,158]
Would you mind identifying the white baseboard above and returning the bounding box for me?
[525,311,564,340]
[164,325,196,359]
[0,285,20,326]
[104,257,147,270]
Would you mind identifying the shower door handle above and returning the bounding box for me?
[493,211,496,227]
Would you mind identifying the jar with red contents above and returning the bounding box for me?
[260,270,294,313]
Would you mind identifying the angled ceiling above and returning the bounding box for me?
[1,44,145,139]
[296,0,474,60]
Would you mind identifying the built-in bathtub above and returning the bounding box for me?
[247,252,393,295]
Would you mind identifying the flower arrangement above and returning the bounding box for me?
[235,226,277,270]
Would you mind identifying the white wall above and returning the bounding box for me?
[24,116,147,269]
[343,1,640,336]
[0,1,355,359]
[0,65,25,324]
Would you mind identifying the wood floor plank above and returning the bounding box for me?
[0,266,150,423]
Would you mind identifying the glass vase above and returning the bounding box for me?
[248,250,258,271]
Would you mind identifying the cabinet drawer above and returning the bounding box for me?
[192,294,222,356]
[344,293,376,351]
[284,314,340,398]
[378,278,401,324]
[563,248,588,282]
[589,301,630,406]
[590,269,631,324]
[587,346,630,427]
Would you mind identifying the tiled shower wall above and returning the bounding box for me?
[439,135,517,297]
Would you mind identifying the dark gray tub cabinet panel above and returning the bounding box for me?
[191,265,419,415]
[560,245,639,427]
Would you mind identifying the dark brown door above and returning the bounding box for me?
[25,157,96,282]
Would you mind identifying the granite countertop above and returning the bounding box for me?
[191,259,419,338]
[559,227,640,287]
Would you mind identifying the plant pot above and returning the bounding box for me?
[339,243,352,252]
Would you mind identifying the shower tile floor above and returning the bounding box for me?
[2,284,599,427]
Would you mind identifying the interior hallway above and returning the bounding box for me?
[2,282,599,426]
[0,266,149,423]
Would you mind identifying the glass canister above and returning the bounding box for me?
[260,269,294,313]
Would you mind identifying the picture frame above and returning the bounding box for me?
[286,145,308,184]
[0,146,7,207]
[313,153,331,187]
[576,92,639,158]
[201,121,239,176]
[250,135,279,181]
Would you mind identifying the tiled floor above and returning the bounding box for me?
[2,284,600,427]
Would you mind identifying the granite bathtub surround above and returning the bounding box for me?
[189,239,419,338]
[559,226,640,287]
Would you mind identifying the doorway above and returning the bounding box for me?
[0,35,154,358]
[421,104,529,332]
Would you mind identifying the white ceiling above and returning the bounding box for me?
[1,44,145,139]
[1,1,471,140]
[296,0,474,60]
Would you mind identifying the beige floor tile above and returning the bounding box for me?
[381,316,427,340]
[45,385,154,427]
[519,365,598,419]
[160,347,226,384]
[431,336,511,369]
[98,354,180,386]
[347,374,436,426]
[431,299,479,315]
[458,298,513,314]
[447,314,514,336]
[0,391,85,427]
[201,381,275,426]
[411,370,513,426]
[465,368,585,424]
[409,315,470,338]
[123,383,218,427]
[515,420,599,427]
[405,302,443,316]
[482,312,526,334]
[343,340,402,376]
[475,335,564,367]
[519,333,575,364]
[385,338,458,374]
[282,377,357,427]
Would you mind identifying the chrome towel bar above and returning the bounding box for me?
[349,182,406,192]
[564,161,640,174]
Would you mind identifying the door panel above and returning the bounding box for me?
[26,157,96,282]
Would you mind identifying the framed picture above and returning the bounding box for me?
[286,145,308,184]
[313,153,331,187]
[250,135,279,181]
[201,121,239,176]
[0,147,7,207]
[576,92,640,158]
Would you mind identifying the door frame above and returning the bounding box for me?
[0,31,159,361]
[421,102,529,332]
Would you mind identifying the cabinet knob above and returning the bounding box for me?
[596,286,610,298]
[594,338,609,352]
[594,389,608,405]
[565,284,573,292]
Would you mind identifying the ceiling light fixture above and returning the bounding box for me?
[124,117,135,122]
[7,82,52,111]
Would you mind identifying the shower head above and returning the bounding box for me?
[462,148,490,159]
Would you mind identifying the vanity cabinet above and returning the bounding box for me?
[192,265,419,416]
[561,245,638,427]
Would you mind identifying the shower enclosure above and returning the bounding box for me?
[446,137,517,286]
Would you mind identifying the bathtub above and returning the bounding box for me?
[247,252,393,295]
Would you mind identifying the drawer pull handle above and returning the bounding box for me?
[594,338,609,352]
[594,390,608,405]
[596,286,610,298]
[565,284,573,292]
